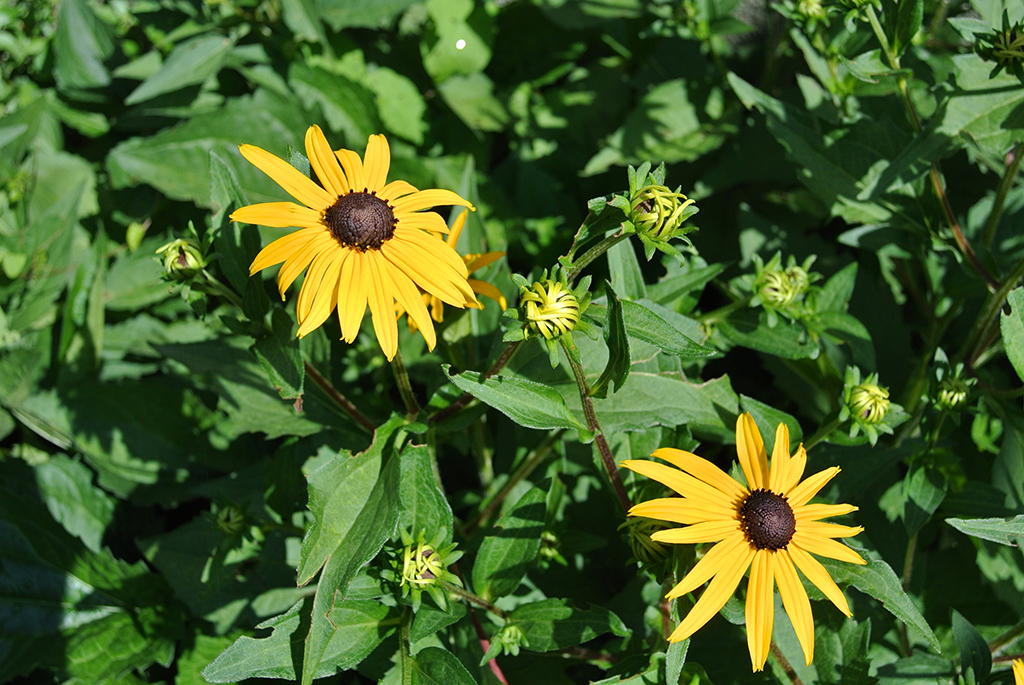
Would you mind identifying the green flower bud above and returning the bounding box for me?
[798,0,825,19]
[520,279,581,340]
[620,516,672,568]
[389,530,463,611]
[216,503,247,536]
[936,376,971,410]
[492,623,528,657]
[848,382,890,424]
[630,184,698,241]
[757,268,799,307]
[976,11,1024,80]
[156,238,205,280]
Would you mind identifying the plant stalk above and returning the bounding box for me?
[390,347,420,418]
[982,141,1024,248]
[428,340,523,425]
[304,361,376,433]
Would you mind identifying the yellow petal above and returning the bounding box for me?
[365,251,399,360]
[250,226,326,275]
[668,533,750,599]
[745,550,775,671]
[791,531,866,564]
[397,211,450,235]
[467,251,505,273]
[767,423,792,494]
[736,413,768,491]
[795,503,858,523]
[378,179,419,202]
[446,209,468,246]
[668,539,754,642]
[651,447,747,501]
[468,279,506,310]
[775,548,815,665]
[363,134,390,192]
[382,231,476,306]
[631,497,736,524]
[335,253,367,343]
[379,253,436,350]
[238,143,334,210]
[621,460,738,509]
[788,544,852,616]
[296,249,336,325]
[393,225,470,276]
[306,125,350,196]
[276,234,338,299]
[652,519,741,544]
[787,466,841,507]
[297,250,346,337]
[231,202,321,229]
[784,443,808,494]
[336,148,365,192]
[392,188,474,214]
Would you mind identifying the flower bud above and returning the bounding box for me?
[848,382,890,424]
[156,238,205,280]
[216,504,246,536]
[520,279,581,340]
[936,376,971,410]
[758,269,800,307]
[976,10,1024,80]
[630,184,697,241]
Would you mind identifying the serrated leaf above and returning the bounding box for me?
[472,485,546,601]
[946,515,1024,546]
[125,34,234,105]
[444,366,592,440]
[398,443,455,546]
[509,599,630,652]
[952,609,990,681]
[52,0,114,91]
[902,463,946,536]
[414,646,479,685]
[1001,289,1024,384]
[591,280,630,398]
[822,552,940,653]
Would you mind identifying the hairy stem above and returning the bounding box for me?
[567,233,629,284]
[304,361,376,433]
[390,347,420,418]
[428,340,523,425]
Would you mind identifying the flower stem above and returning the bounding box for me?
[959,253,1024,368]
[561,338,632,514]
[804,414,843,451]
[200,269,245,309]
[567,232,630,285]
[771,640,804,685]
[983,141,1024,248]
[400,605,413,685]
[990,619,1024,654]
[438,580,507,619]
[391,347,421,418]
[303,361,376,433]
[428,340,523,425]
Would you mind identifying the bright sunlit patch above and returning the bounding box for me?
[455,38,466,50]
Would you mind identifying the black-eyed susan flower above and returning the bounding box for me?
[623,413,866,671]
[231,125,479,361]
[1013,658,1024,685]
[397,209,506,333]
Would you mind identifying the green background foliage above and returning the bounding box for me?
[2,0,1024,682]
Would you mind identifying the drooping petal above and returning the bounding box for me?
[238,143,334,210]
[306,125,350,196]
[379,253,436,350]
[250,226,326,275]
[446,209,468,246]
[630,497,737,524]
[335,253,367,343]
[622,460,740,508]
[775,548,815,665]
[668,533,750,599]
[392,188,475,214]
[652,519,741,545]
[297,250,346,337]
[232,202,321,229]
[791,531,866,564]
[467,279,506,310]
[363,134,390,192]
[745,550,775,671]
[392,226,470,276]
[667,540,755,642]
[787,466,841,507]
[275,234,338,298]
[651,447,748,501]
[788,544,853,616]
[382,231,477,306]
[467,251,505,273]
[364,251,399,360]
[736,413,769,491]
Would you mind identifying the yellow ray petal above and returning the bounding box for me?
[296,249,336,325]
[787,466,841,507]
[363,134,390,192]
[768,423,792,494]
[775,548,814,665]
[239,143,334,210]
[1013,660,1024,685]
[250,226,326,275]
[795,503,858,523]
[796,519,864,539]
[467,279,506,310]
[378,179,418,202]
[668,541,755,642]
[446,209,468,246]
[382,233,476,306]
[467,251,505,273]
[630,497,737,524]
[668,533,750,599]
[745,550,775,671]
[784,443,808,493]
[365,251,399,360]
[397,211,450,235]
[297,250,346,337]
[621,460,738,508]
[652,520,741,545]
[335,253,367,343]
[788,544,852,616]
[306,125,350,196]
[378,252,436,350]
[736,413,768,491]
[392,188,474,214]
[336,148,365,192]
[276,234,338,299]
[393,225,470,276]
[651,447,748,501]
[792,532,866,564]
[231,202,321,229]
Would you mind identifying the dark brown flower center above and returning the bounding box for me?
[323,192,396,251]
[739,489,796,551]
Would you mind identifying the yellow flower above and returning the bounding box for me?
[1014,659,1024,685]
[231,125,479,360]
[398,209,506,333]
[622,413,866,671]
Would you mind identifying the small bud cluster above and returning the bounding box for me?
[976,10,1024,81]
[504,268,597,368]
[839,367,904,445]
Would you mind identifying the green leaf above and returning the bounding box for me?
[1001,288,1024,384]
[739,395,803,447]
[444,366,592,440]
[607,239,647,299]
[472,484,546,601]
[32,454,115,553]
[125,34,234,105]
[203,597,399,681]
[822,552,940,653]
[587,299,715,359]
[717,310,819,360]
[367,66,427,144]
[902,463,946,536]
[816,263,858,313]
[893,0,924,57]
[945,515,1024,546]
[252,308,304,401]
[0,486,179,682]
[647,262,726,305]
[422,0,493,82]
[951,609,990,681]
[319,0,419,30]
[509,598,630,652]
[437,73,509,131]
[414,646,479,685]
[288,63,381,145]
[591,281,630,398]
[52,0,114,91]
[398,443,455,545]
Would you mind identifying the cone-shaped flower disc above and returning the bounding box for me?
[622,413,866,671]
[232,125,479,360]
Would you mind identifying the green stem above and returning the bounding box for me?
[959,254,1024,368]
[200,269,245,309]
[304,361,376,433]
[695,294,752,325]
[400,606,413,685]
[428,340,523,425]
[771,640,804,685]
[438,581,507,619]
[982,140,1024,249]
[804,414,843,451]
[391,347,420,418]
[901,529,918,591]
[567,232,630,284]
[990,619,1024,654]
[561,338,632,514]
